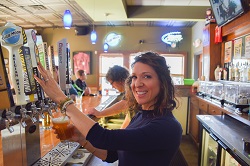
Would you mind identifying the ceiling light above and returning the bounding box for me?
[90,26,97,44]
[63,10,72,29]
[103,43,109,52]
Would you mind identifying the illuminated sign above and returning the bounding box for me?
[105,32,121,47]
[161,32,183,46]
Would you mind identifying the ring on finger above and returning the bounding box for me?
[44,78,49,82]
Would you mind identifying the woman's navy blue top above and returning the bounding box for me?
[86,109,182,166]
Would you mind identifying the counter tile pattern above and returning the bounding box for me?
[33,141,80,166]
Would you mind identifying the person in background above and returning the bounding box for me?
[34,51,182,166]
[73,69,91,96]
[85,65,132,129]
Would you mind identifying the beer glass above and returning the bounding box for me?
[42,112,51,130]
[75,95,82,111]
[52,112,73,142]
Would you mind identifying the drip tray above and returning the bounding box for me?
[33,142,80,166]
[65,149,93,166]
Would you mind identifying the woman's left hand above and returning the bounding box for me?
[34,62,67,104]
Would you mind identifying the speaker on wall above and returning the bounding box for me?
[75,26,90,36]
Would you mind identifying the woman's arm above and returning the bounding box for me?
[120,113,130,129]
[86,100,128,118]
[34,63,96,137]
[79,139,107,160]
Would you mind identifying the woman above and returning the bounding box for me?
[85,65,131,129]
[34,51,182,166]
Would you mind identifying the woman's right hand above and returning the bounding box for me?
[53,124,86,143]
[34,62,67,104]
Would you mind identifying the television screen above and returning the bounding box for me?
[209,0,245,26]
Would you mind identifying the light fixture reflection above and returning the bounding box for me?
[63,10,72,29]
[91,29,97,44]
[103,43,109,52]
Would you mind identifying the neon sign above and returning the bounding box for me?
[105,32,121,47]
[161,32,183,47]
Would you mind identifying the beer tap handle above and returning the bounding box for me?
[30,103,39,123]
[49,99,59,112]
[5,119,14,133]
[20,107,28,128]
[47,107,53,117]
[5,110,15,121]
[20,106,36,128]
[38,107,45,119]
[0,22,27,106]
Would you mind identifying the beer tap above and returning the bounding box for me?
[28,102,40,123]
[5,109,15,133]
[20,106,36,128]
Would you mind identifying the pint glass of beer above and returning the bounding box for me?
[42,112,51,130]
[52,113,73,141]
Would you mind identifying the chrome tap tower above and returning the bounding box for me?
[0,23,41,166]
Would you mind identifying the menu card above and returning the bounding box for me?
[224,41,232,63]
[234,38,242,59]
[245,35,250,58]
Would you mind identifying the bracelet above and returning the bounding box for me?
[91,148,96,154]
[61,99,74,114]
[59,97,71,110]
[82,140,88,148]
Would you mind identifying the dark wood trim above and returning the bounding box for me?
[222,12,250,41]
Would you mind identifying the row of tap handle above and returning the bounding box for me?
[3,98,58,133]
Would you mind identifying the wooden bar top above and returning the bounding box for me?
[0,95,103,166]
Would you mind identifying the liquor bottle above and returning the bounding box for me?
[223,63,229,80]
[242,62,248,82]
[228,62,233,81]
[234,62,239,82]
[214,65,220,81]
[247,62,250,82]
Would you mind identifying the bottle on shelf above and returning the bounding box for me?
[234,62,240,82]
[247,62,250,82]
[214,65,220,81]
[223,63,229,80]
[228,62,233,81]
[242,62,248,82]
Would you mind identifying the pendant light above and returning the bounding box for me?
[90,24,97,44]
[90,0,97,44]
[103,13,109,52]
[103,43,109,52]
[63,10,72,29]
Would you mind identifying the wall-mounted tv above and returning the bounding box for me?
[209,0,248,27]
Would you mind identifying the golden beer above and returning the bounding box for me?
[42,112,51,129]
[52,116,72,141]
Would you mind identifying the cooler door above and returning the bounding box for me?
[201,129,219,166]
[221,150,241,166]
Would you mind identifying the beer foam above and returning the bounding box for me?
[52,116,69,123]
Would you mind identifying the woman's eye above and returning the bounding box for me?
[143,75,151,79]
[131,75,137,79]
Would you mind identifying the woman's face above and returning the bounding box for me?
[110,81,125,93]
[131,62,160,110]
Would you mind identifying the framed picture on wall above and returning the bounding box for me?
[73,51,92,75]
[224,41,232,63]
[245,35,250,58]
[234,38,242,59]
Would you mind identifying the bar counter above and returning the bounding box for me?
[0,85,191,165]
[0,95,104,166]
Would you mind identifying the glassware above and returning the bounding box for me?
[75,95,82,111]
[52,112,73,142]
[42,112,52,130]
